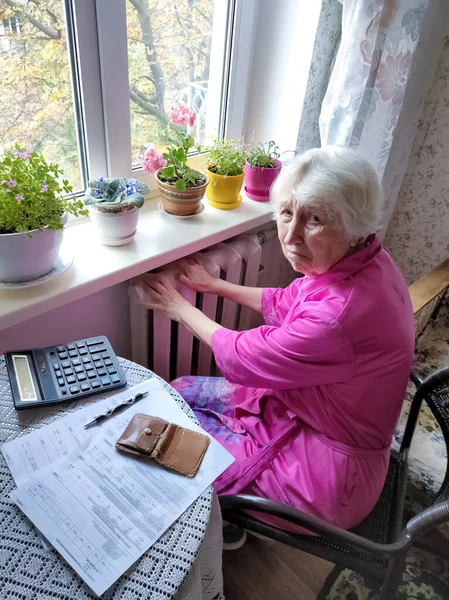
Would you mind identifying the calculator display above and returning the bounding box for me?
[12,355,38,402]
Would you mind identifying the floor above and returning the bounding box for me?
[222,534,334,600]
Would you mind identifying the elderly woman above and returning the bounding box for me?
[139,146,415,546]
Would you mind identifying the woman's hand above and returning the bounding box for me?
[177,256,264,313]
[137,272,222,346]
[138,275,192,322]
[177,257,217,293]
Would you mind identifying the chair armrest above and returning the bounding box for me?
[221,494,449,556]
[410,370,423,386]
[406,500,449,537]
[220,494,409,558]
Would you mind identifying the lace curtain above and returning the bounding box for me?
[307,0,449,232]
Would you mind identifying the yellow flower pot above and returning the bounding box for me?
[206,169,244,210]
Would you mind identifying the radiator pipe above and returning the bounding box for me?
[254,226,278,245]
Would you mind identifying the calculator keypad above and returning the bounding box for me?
[51,337,124,398]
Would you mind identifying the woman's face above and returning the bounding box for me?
[277,199,353,277]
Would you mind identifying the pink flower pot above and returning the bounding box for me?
[244,159,282,202]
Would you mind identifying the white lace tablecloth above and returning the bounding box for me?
[0,356,224,600]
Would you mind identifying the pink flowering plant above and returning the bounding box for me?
[0,142,87,235]
[138,104,207,192]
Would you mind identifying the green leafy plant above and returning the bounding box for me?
[139,105,206,192]
[248,141,280,169]
[0,143,87,235]
[83,177,150,208]
[200,137,247,177]
[158,130,206,192]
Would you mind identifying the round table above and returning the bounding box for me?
[0,356,224,600]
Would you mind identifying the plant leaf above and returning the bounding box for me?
[139,182,150,195]
[172,148,187,163]
[160,166,175,179]
[125,192,144,208]
[175,179,187,191]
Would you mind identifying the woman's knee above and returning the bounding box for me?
[170,376,196,390]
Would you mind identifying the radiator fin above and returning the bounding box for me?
[129,233,265,380]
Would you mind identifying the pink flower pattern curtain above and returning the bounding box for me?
[319,0,449,232]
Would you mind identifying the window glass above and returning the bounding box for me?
[127,0,228,162]
[0,0,86,191]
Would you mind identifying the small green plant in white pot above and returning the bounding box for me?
[0,142,87,283]
[84,177,150,246]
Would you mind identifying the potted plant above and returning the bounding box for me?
[244,141,282,202]
[201,137,247,210]
[83,177,149,246]
[139,104,208,216]
[0,142,87,283]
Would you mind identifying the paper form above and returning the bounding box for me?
[2,380,167,487]
[9,378,234,596]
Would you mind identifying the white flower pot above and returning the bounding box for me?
[0,216,67,283]
[89,204,139,246]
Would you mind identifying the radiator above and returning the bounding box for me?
[129,229,277,381]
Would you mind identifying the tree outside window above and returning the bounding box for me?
[0,0,215,192]
[127,0,214,162]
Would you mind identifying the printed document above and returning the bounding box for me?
[4,379,234,596]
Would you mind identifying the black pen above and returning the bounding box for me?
[84,391,149,428]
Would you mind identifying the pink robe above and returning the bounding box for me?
[174,236,415,529]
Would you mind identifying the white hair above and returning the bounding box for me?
[271,146,384,241]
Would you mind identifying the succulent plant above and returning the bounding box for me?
[83,177,150,209]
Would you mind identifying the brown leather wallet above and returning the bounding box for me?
[115,413,210,477]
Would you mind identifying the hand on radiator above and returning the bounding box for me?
[177,258,218,293]
[136,272,222,347]
[137,274,193,322]
[178,257,264,313]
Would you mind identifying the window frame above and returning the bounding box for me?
[221,0,257,140]
[9,0,258,198]
[86,0,256,185]
[71,0,109,180]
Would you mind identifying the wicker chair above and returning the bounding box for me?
[220,367,449,600]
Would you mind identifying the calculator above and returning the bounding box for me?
[5,336,127,410]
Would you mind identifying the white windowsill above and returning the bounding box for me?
[0,192,274,332]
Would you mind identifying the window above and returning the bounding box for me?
[0,0,87,192]
[2,16,21,35]
[0,0,255,192]
[126,0,230,165]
